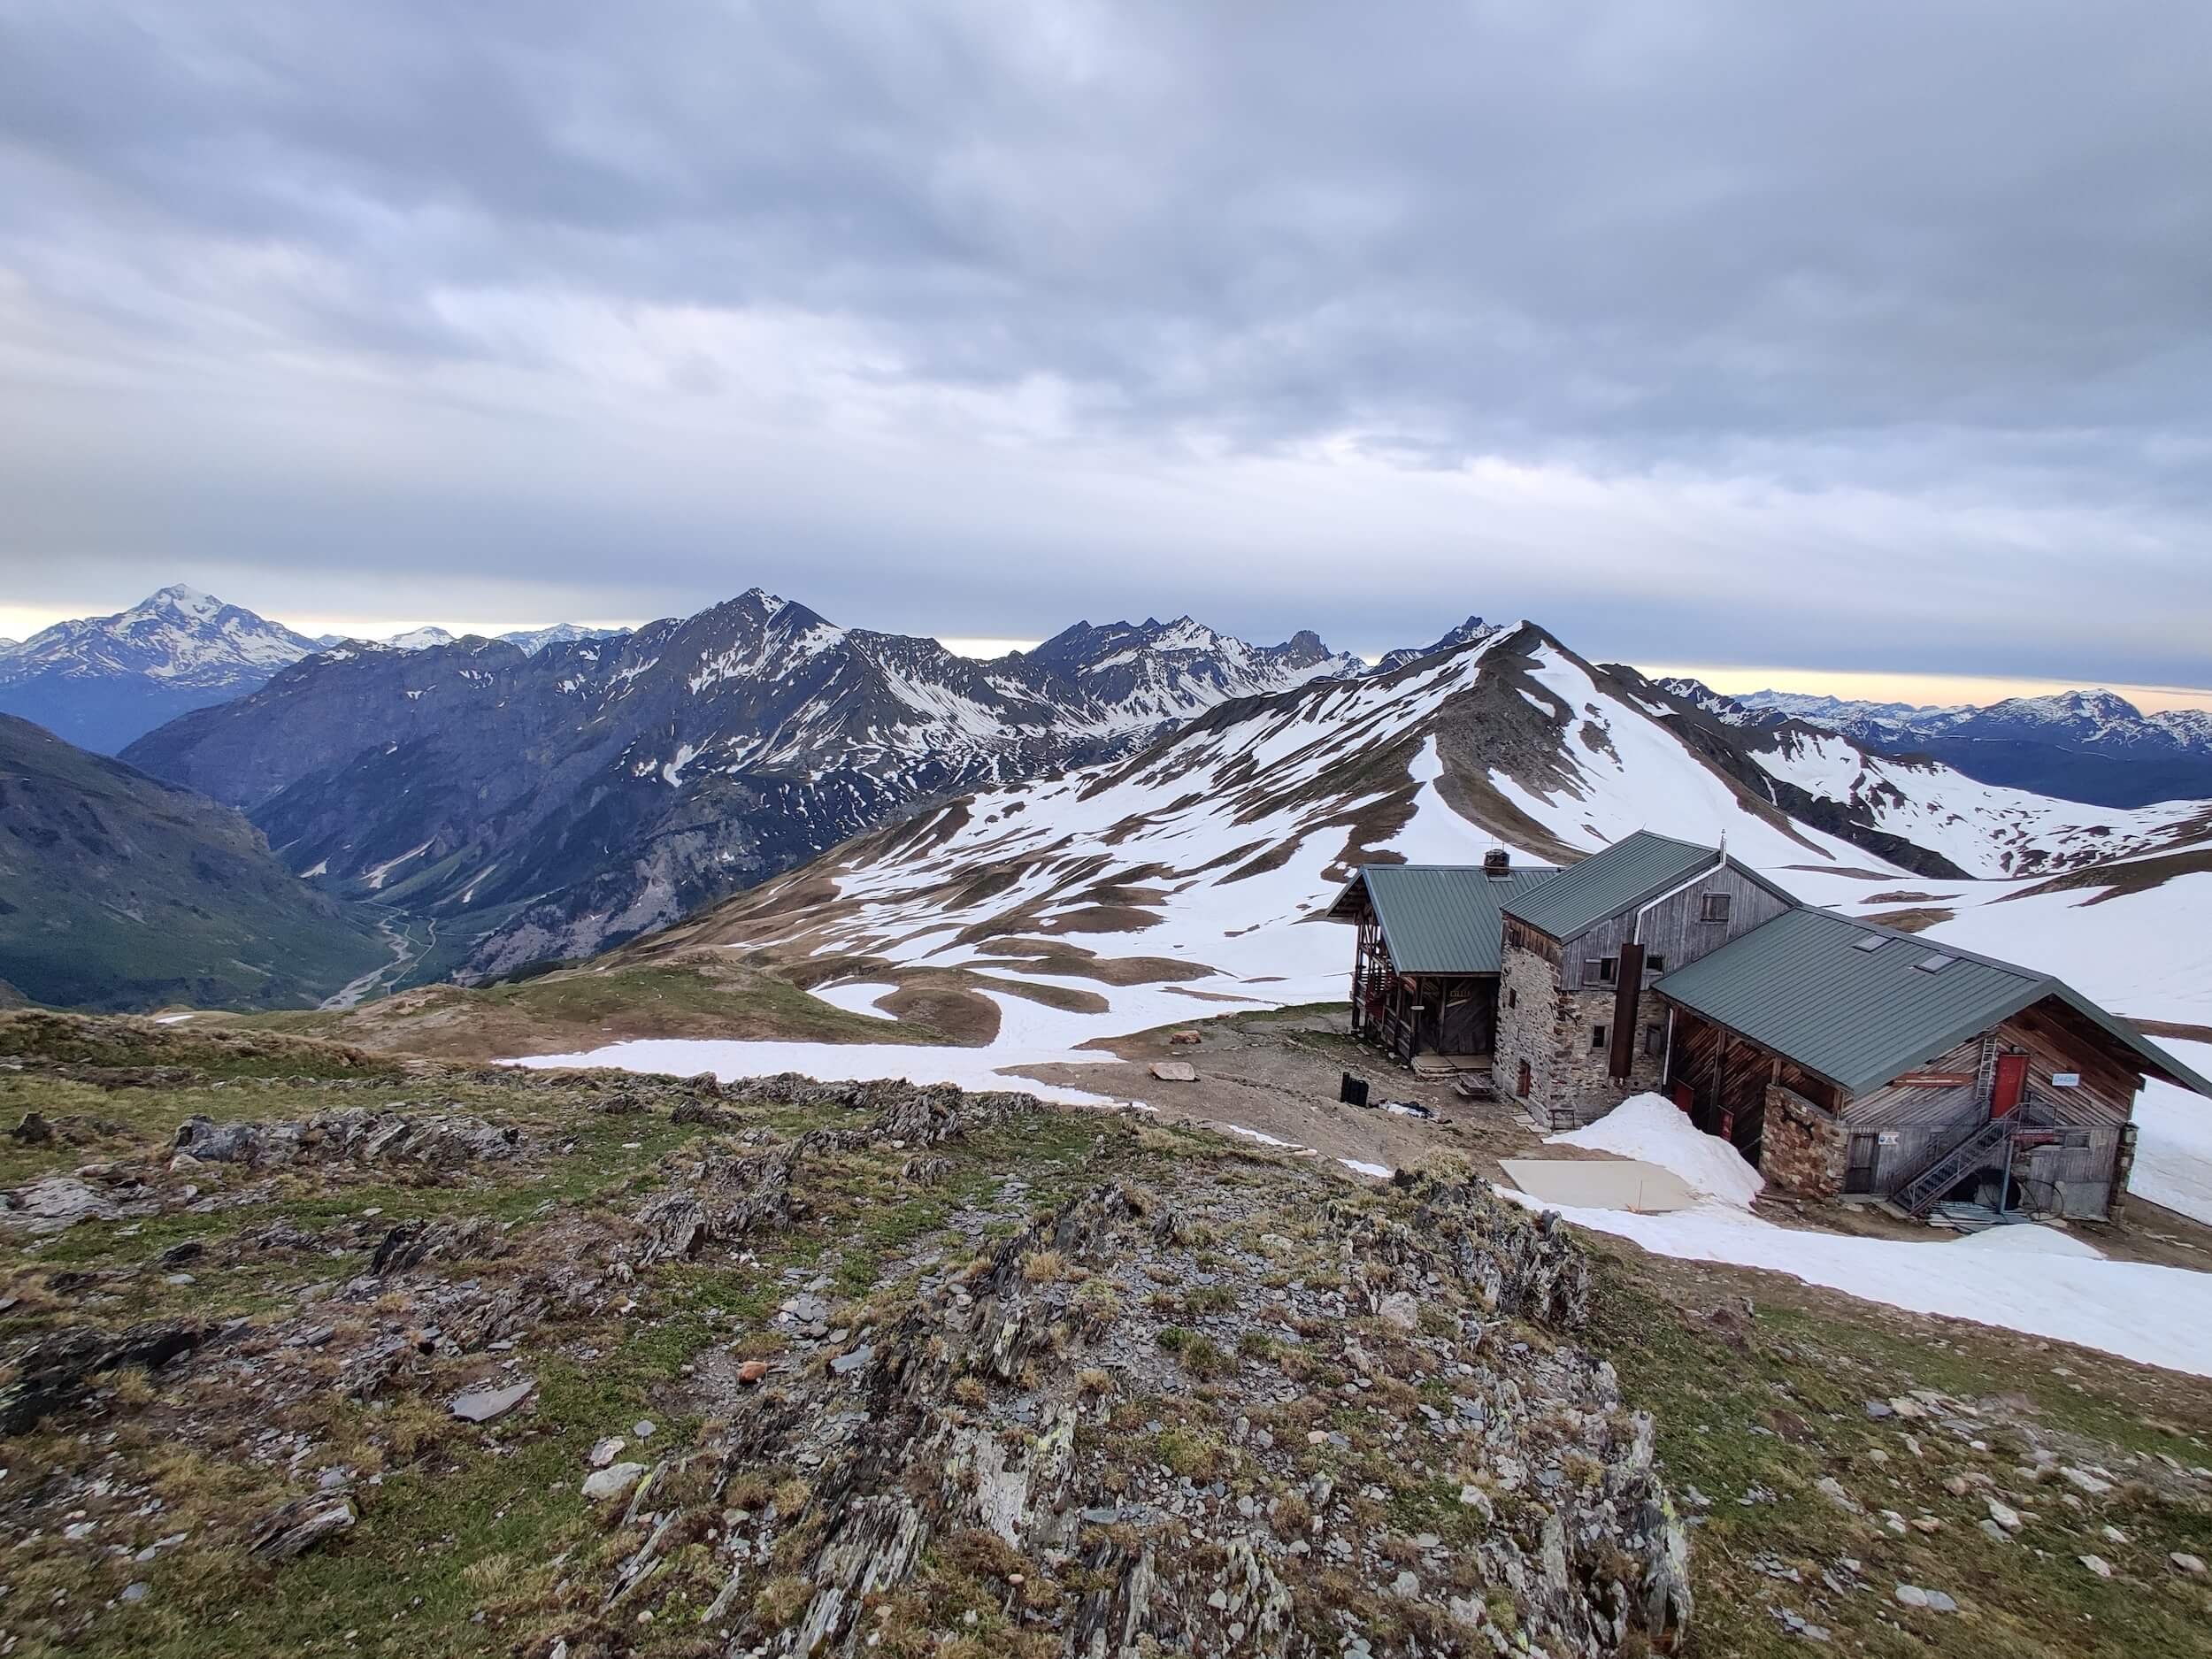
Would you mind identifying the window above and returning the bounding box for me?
[1646,955,1666,974]
[1517,1059,1532,1096]
[1594,956,1618,984]
[1590,1024,1608,1051]
[1852,933,1888,954]
[1915,952,1957,974]
[1700,893,1732,924]
[1643,1023,1663,1057]
[1506,987,1517,1009]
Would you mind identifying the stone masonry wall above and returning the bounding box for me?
[1498,943,1665,1131]
[1762,1084,1847,1199]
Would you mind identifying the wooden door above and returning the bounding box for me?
[1992,1052,2029,1117]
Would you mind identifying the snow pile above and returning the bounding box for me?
[1503,1090,2212,1378]
[1950,1224,2105,1260]
[1546,1093,1764,1210]
[507,1037,1127,1108]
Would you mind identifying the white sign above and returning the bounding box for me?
[2051,1072,2080,1087]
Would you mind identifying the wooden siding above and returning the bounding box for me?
[1558,863,1792,991]
[1846,1036,1989,1129]
[1663,1004,1839,1164]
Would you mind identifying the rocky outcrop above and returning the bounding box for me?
[0,1318,206,1434]
[173,1106,522,1169]
[570,1156,1688,1656]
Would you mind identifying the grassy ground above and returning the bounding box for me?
[238,957,947,1060]
[1588,1249,2212,1656]
[1,1013,2208,1656]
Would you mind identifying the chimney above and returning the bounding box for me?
[1483,848,1511,877]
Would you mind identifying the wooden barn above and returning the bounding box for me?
[1325,852,1552,1066]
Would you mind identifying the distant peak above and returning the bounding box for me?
[144,584,223,616]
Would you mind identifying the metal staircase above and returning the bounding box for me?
[1890,1117,2016,1220]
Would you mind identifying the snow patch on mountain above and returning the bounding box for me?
[1747,725,2211,877]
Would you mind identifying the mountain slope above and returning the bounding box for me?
[0,586,323,753]
[121,591,1369,984]
[1722,684,2212,809]
[626,623,1906,1041]
[0,715,388,1010]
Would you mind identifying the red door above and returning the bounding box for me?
[1671,1080,1696,1113]
[1992,1052,2029,1117]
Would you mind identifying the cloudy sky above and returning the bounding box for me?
[4,1,2210,698]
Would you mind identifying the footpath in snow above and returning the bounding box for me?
[1506,1094,2212,1380]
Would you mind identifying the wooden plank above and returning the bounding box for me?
[1608,941,1644,1078]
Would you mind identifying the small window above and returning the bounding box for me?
[1643,1023,1663,1057]
[1646,955,1666,974]
[1594,956,1618,984]
[1590,1024,1609,1051]
[1517,1059,1532,1096]
[1914,953,1956,974]
[1700,893,1732,924]
[1507,987,1517,1009]
[1852,933,1888,953]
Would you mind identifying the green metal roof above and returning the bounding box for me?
[1326,864,1556,974]
[1655,906,2212,1099]
[1499,830,1719,942]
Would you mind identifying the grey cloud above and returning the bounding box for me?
[0,1,2208,684]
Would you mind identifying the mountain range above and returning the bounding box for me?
[8,579,2211,1012]
[0,586,628,754]
[1663,679,2212,808]
[119,592,1379,984]
[0,586,325,754]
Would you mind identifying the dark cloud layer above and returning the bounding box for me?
[2,2,2208,681]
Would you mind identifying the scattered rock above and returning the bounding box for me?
[2078,1555,2112,1578]
[449,1377,534,1422]
[2171,1552,2206,1576]
[1893,1584,1956,1613]
[736,1360,769,1386]
[589,1437,627,1469]
[583,1463,649,1502]
[829,1344,874,1377]
[1149,1061,1198,1082]
[1986,1498,2022,1532]
[1377,1291,1419,1332]
[247,1495,357,1562]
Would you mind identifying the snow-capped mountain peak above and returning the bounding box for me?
[0,586,325,751]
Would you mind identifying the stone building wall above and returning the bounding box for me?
[1762,1084,1847,1198]
[1498,942,1666,1131]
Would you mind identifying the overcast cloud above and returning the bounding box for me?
[3,1,2209,682]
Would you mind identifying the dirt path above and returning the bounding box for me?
[1007,1009,1559,1182]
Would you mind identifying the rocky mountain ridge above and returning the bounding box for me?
[119,590,1376,983]
[1663,678,2212,809]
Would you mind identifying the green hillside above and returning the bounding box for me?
[0,714,389,1011]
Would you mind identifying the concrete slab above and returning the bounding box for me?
[1501,1158,1698,1213]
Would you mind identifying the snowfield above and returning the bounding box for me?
[1502,1095,2212,1379]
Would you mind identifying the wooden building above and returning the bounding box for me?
[1652,906,2212,1219]
[1325,854,1552,1065]
[1333,828,2212,1224]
